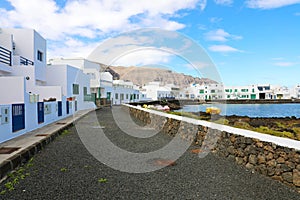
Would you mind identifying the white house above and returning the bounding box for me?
[142,82,172,100]
[46,64,95,111]
[99,72,113,105]
[112,80,140,105]
[184,83,224,100]
[291,85,300,99]
[0,28,95,143]
[48,58,101,99]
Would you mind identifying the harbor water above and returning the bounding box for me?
[179,103,300,118]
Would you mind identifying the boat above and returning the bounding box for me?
[206,107,221,115]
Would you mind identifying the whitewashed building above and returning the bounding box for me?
[48,58,101,99]
[291,85,300,99]
[142,82,173,100]
[112,80,140,105]
[0,28,95,143]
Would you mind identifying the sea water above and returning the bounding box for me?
[179,103,300,118]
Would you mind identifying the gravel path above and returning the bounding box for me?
[1,106,300,200]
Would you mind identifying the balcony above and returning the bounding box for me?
[0,46,12,66]
[13,55,34,66]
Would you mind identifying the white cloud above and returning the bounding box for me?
[214,0,233,6]
[199,0,207,11]
[111,49,173,66]
[210,17,223,23]
[0,0,201,59]
[274,62,297,67]
[246,0,300,9]
[204,29,242,42]
[208,45,241,53]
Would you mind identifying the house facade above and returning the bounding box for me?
[0,28,95,143]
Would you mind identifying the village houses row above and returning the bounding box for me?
[1,28,300,143]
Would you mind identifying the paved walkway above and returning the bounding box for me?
[0,107,300,199]
[0,109,93,178]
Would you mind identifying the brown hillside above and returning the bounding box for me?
[108,66,217,88]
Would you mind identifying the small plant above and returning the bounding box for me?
[213,118,229,125]
[60,167,68,172]
[61,130,70,136]
[1,157,34,195]
[4,182,14,191]
[0,190,6,195]
[98,178,107,183]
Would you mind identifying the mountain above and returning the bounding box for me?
[106,66,218,88]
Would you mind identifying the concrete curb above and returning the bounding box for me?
[0,108,96,180]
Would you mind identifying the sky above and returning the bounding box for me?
[0,0,300,87]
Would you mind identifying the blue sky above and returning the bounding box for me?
[1,0,300,87]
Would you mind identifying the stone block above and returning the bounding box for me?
[293,169,300,187]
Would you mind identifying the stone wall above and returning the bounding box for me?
[127,105,300,191]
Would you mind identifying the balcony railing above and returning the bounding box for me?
[20,56,34,66]
[0,46,12,66]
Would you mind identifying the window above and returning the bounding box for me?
[211,90,216,93]
[126,94,129,99]
[73,84,79,95]
[120,94,124,100]
[115,93,118,99]
[225,89,230,92]
[241,89,248,92]
[83,87,87,95]
[37,50,43,62]
[137,94,139,99]
[234,89,238,92]
[199,89,204,94]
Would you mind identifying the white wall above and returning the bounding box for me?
[11,65,36,91]
[0,31,13,50]
[33,30,47,82]
[67,66,95,110]
[0,76,25,104]
[30,86,62,101]
[46,65,67,96]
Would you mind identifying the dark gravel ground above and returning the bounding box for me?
[1,106,300,200]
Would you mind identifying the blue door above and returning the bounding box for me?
[66,101,69,114]
[58,101,62,116]
[12,104,25,132]
[75,101,78,111]
[37,102,44,124]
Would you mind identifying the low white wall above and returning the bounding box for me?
[0,76,25,104]
[31,86,62,101]
[125,104,300,150]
